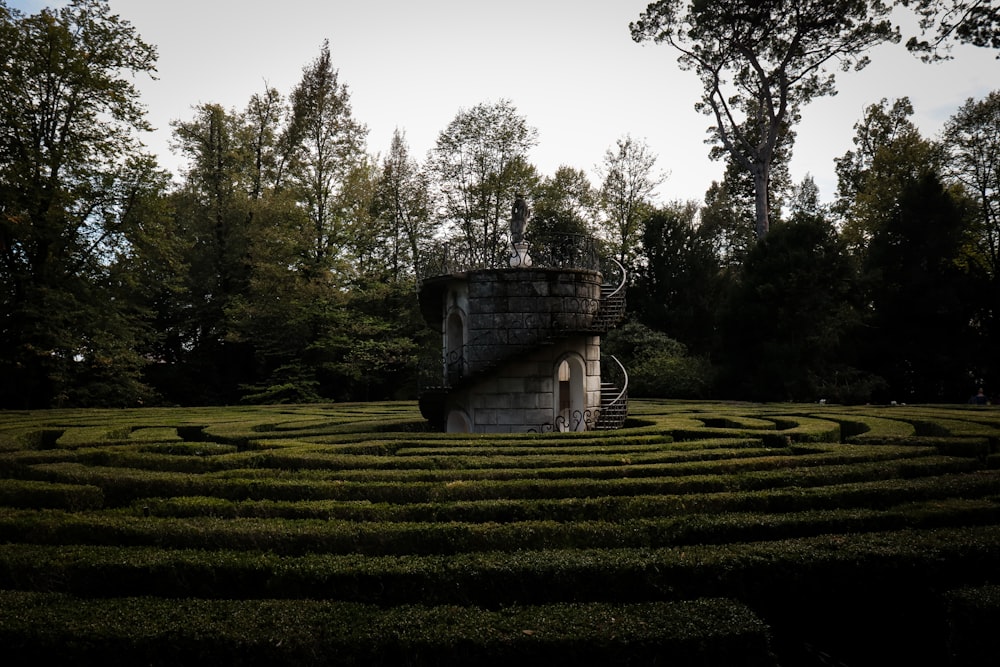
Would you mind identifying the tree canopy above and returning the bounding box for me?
[0,0,161,407]
[900,0,1000,59]
[631,0,899,239]
[428,100,538,267]
[3,0,999,408]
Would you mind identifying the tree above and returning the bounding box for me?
[429,99,538,267]
[941,92,1000,391]
[529,165,596,239]
[714,212,867,402]
[603,321,713,398]
[834,97,944,251]
[595,135,665,270]
[0,0,162,407]
[788,173,826,219]
[372,129,432,282]
[708,104,797,227]
[168,102,261,402]
[284,40,368,276]
[899,0,1000,60]
[698,180,756,268]
[631,0,898,239]
[942,91,1000,278]
[860,172,980,401]
[632,201,721,354]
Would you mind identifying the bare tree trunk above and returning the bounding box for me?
[752,166,770,240]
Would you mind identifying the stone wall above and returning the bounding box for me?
[463,268,602,373]
[445,335,602,433]
[421,266,607,433]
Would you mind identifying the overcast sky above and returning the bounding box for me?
[11,0,1000,205]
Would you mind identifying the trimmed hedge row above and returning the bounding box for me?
[0,525,996,605]
[1,498,998,556]
[0,591,774,667]
[0,479,103,511]
[5,440,774,475]
[125,470,1000,523]
[10,453,981,506]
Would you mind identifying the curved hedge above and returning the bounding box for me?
[0,400,998,666]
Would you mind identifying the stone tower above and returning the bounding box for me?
[418,200,628,433]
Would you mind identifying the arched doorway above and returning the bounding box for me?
[555,355,586,431]
[446,408,472,433]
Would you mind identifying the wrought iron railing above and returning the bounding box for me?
[589,257,627,332]
[595,354,629,430]
[420,232,602,278]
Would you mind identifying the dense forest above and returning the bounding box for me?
[2,0,998,409]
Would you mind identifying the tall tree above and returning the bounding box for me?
[941,91,1000,391]
[942,91,1000,278]
[715,212,866,401]
[168,102,260,402]
[633,201,721,354]
[0,0,161,407]
[429,99,538,267]
[699,179,756,268]
[596,135,665,269]
[284,40,368,276]
[372,129,432,282]
[834,97,944,251]
[788,173,826,219]
[529,165,596,239]
[631,0,898,239]
[708,108,797,229]
[860,172,980,401]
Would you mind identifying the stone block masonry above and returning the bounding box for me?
[420,261,615,433]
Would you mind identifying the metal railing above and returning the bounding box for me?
[595,354,629,430]
[420,232,602,278]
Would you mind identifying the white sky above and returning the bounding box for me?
[11,0,1000,205]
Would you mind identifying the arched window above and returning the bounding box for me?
[555,355,586,431]
[445,309,465,380]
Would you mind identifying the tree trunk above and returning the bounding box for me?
[752,166,770,240]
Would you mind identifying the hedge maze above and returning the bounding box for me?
[1,400,998,666]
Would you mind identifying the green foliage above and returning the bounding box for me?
[528,166,596,238]
[715,214,868,402]
[944,584,1000,667]
[861,172,980,401]
[428,99,539,265]
[901,0,1000,60]
[0,592,772,667]
[0,0,163,408]
[632,203,721,354]
[595,135,665,269]
[604,322,713,398]
[631,0,898,238]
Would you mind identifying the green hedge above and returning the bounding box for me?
[2,401,999,666]
[0,526,996,605]
[15,453,981,506]
[2,498,997,556]
[0,480,103,510]
[125,471,1000,523]
[0,592,774,667]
